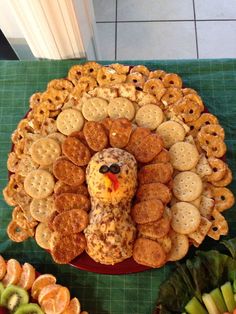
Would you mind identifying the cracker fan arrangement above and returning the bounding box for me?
[3,62,235,268]
[0,255,88,314]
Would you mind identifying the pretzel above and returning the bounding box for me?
[199,124,225,141]
[143,79,166,100]
[207,157,227,182]
[208,209,228,240]
[127,72,146,89]
[7,220,32,242]
[78,76,97,91]
[47,79,74,93]
[83,61,102,77]
[197,133,226,158]
[68,64,85,84]
[172,98,202,122]
[211,167,233,187]
[148,70,166,80]
[163,73,182,88]
[161,87,183,107]
[188,113,219,138]
[29,92,42,109]
[130,65,150,78]
[211,186,235,212]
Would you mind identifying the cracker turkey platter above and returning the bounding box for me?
[3,62,235,274]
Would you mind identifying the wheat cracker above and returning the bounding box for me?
[173,171,203,202]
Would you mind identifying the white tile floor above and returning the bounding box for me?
[93,0,236,60]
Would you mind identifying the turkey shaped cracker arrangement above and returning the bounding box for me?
[3,62,235,270]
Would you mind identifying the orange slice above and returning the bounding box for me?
[62,297,81,314]
[41,286,70,314]
[18,262,36,290]
[2,258,22,286]
[0,255,7,280]
[31,274,57,300]
[38,284,62,305]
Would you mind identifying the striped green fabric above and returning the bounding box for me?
[0,59,235,314]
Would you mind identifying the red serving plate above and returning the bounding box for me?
[70,252,150,275]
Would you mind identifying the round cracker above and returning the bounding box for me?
[31,138,61,166]
[35,222,54,249]
[56,109,84,135]
[167,230,189,261]
[82,97,108,121]
[173,171,203,202]
[108,97,135,120]
[135,104,164,130]
[30,196,56,223]
[169,141,199,171]
[24,169,55,199]
[157,120,185,148]
[171,202,201,234]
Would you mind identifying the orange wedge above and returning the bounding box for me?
[41,286,70,314]
[62,297,81,314]
[31,274,57,300]
[2,258,22,286]
[38,284,62,305]
[18,262,36,290]
[0,255,7,280]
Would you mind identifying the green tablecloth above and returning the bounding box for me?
[0,59,235,314]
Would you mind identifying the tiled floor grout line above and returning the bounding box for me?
[115,0,118,60]
[96,19,236,23]
[192,0,199,59]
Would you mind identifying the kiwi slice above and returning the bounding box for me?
[0,282,4,302]
[14,303,44,314]
[0,284,29,313]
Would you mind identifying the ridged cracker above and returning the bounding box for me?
[135,105,164,130]
[53,158,85,186]
[24,169,55,199]
[171,202,201,234]
[82,97,108,121]
[56,109,84,135]
[157,120,185,148]
[54,193,90,213]
[173,171,203,202]
[108,97,135,120]
[31,138,61,166]
[169,141,199,171]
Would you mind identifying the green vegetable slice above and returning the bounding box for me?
[221,281,236,312]
[185,296,207,314]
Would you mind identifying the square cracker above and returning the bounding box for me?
[188,216,212,247]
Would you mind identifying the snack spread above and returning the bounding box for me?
[3,62,235,269]
[0,256,88,314]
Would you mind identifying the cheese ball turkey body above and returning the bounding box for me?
[84,148,137,265]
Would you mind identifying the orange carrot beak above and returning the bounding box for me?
[105,172,119,191]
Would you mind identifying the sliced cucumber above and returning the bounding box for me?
[202,293,220,314]
[210,287,227,313]
[185,296,207,314]
[221,281,236,312]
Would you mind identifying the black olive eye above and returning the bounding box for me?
[109,163,120,174]
[99,165,109,174]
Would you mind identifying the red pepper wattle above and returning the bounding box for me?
[106,172,119,191]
